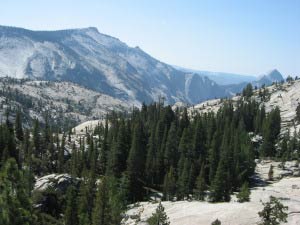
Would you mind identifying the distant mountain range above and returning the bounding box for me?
[224,69,285,94]
[0,25,284,105]
[172,65,257,85]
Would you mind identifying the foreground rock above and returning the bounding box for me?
[34,173,79,192]
[33,173,80,214]
[123,161,300,225]
[124,177,300,225]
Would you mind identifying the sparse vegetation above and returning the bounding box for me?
[147,202,170,225]
[258,196,288,225]
[237,182,250,203]
[242,83,253,98]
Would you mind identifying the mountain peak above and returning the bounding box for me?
[254,69,284,88]
[77,27,99,33]
[84,27,99,32]
[266,69,284,81]
[269,68,279,74]
[0,25,228,104]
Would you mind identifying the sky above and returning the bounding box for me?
[0,0,299,76]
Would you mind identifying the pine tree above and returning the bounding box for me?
[22,129,30,161]
[195,164,207,200]
[43,114,51,144]
[77,181,91,225]
[0,158,33,225]
[15,109,23,141]
[5,126,18,163]
[33,119,41,157]
[86,134,95,170]
[107,176,127,224]
[164,122,178,169]
[258,196,288,225]
[70,143,78,176]
[211,219,222,225]
[260,108,281,157]
[242,83,253,98]
[236,182,250,202]
[209,132,220,183]
[270,107,281,140]
[147,202,170,225]
[64,185,78,225]
[126,122,146,202]
[99,120,109,175]
[192,119,206,164]
[209,156,231,202]
[279,136,289,160]
[178,128,192,157]
[163,167,176,201]
[255,105,266,134]
[77,173,96,225]
[58,134,65,173]
[178,108,189,136]
[156,126,168,184]
[92,177,110,225]
[286,75,294,83]
[145,124,157,185]
[5,110,13,134]
[177,158,190,200]
[107,120,128,177]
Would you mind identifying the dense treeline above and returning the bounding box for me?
[0,96,298,224]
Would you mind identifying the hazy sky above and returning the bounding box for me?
[1,0,299,76]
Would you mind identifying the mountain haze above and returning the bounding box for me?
[172,65,257,85]
[224,69,284,94]
[254,69,284,87]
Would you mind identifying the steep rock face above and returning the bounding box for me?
[0,25,228,104]
[184,74,226,103]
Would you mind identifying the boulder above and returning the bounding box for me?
[34,173,79,192]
